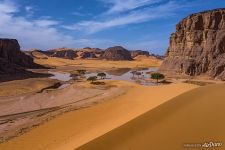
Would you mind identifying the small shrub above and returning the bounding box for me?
[151,73,165,83]
[97,72,106,79]
[87,76,97,83]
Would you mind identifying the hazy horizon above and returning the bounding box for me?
[0,0,225,54]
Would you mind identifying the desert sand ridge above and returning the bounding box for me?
[0,82,197,150]
[76,83,225,150]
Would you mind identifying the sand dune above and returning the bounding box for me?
[0,82,197,150]
[76,83,225,150]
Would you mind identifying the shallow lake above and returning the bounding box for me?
[49,68,159,86]
[86,68,159,86]
[49,71,72,82]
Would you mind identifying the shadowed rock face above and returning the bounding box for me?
[160,8,225,80]
[0,39,48,82]
[130,50,150,58]
[80,52,97,59]
[102,46,133,61]
[51,50,77,59]
[0,39,41,69]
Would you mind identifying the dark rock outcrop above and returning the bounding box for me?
[160,8,225,80]
[130,50,150,58]
[46,48,77,59]
[0,39,39,68]
[79,47,103,58]
[80,52,97,59]
[102,46,133,61]
[51,50,77,59]
[0,39,47,82]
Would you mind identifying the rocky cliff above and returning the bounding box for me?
[0,39,39,68]
[160,8,225,80]
[51,49,77,60]
[0,39,46,82]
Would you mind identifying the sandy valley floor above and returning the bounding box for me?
[0,81,198,150]
[0,58,224,150]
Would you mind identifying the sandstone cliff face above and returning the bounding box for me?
[102,46,132,61]
[160,8,225,80]
[80,52,97,59]
[51,50,77,60]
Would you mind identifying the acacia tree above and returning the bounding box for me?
[87,76,97,83]
[151,73,165,83]
[97,72,106,79]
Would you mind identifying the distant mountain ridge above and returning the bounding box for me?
[28,46,163,61]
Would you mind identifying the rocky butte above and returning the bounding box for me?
[102,46,133,61]
[160,8,225,80]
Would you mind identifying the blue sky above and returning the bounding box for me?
[0,0,224,54]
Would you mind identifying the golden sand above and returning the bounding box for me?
[76,83,225,150]
[34,57,162,69]
[0,81,197,150]
[0,78,57,97]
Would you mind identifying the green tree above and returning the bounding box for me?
[87,76,97,83]
[97,72,106,79]
[151,73,165,83]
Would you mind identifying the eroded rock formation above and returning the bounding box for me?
[0,39,39,68]
[51,49,77,60]
[0,39,46,82]
[160,8,225,80]
[130,50,150,58]
[102,46,133,61]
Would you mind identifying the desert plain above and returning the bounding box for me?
[0,55,224,150]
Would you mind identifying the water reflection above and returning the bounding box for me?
[105,68,131,76]
[49,71,72,81]
[49,68,159,86]
[86,68,158,86]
